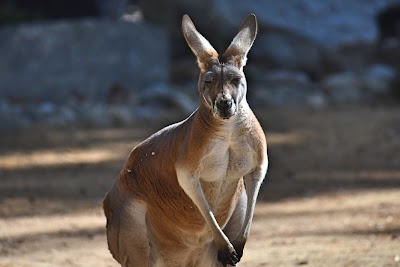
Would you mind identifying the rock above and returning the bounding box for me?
[0,19,169,103]
[376,3,400,48]
[210,0,393,78]
[321,71,364,103]
[77,104,111,127]
[254,69,311,84]
[108,105,135,126]
[389,74,400,100]
[251,29,330,78]
[209,0,391,47]
[307,93,328,108]
[137,84,196,114]
[361,64,396,95]
[377,43,400,68]
[321,65,395,103]
[105,83,133,105]
[37,102,56,115]
[332,42,376,73]
[45,106,77,128]
[0,101,31,131]
[141,0,392,46]
[141,0,393,79]
[248,69,326,107]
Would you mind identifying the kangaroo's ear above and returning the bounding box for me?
[182,14,218,70]
[224,14,258,69]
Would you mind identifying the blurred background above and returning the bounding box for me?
[0,0,399,266]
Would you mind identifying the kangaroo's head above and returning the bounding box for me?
[182,14,257,120]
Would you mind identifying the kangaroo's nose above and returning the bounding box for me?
[216,98,233,110]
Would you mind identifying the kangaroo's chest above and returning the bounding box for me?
[199,137,256,182]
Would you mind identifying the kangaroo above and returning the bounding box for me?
[103,14,268,267]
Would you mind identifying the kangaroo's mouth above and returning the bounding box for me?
[213,97,236,119]
[219,111,236,120]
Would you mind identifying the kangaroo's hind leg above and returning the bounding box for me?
[104,190,150,267]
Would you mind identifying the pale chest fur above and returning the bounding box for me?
[198,135,257,184]
[179,135,255,246]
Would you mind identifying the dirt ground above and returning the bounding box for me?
[0,105,399,267]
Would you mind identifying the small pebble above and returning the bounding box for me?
[295,259,308,265]
[395,255,400,262]
[151,152,155,156]
[127,168,131,172]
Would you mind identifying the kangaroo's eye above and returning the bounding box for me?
[231,78,241,87]
[204,80,213,87]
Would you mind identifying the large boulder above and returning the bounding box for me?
[248,69,326,107]
[320,64,396,103]
[141,0,394,80]
[209,0,391,46]
[321,71,364,103]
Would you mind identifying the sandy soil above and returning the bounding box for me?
[0,105,399,267]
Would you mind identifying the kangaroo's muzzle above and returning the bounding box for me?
[214,94,236,119]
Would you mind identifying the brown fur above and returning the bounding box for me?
[104,13,267,267]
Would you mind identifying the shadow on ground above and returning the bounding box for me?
[0,106,399,217]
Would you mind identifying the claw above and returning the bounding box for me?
[233,244,243,262]
[232,238,246,263]
[217,246,239,266]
